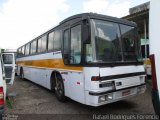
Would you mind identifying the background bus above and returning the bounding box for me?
[140,38,151,76]
[16,13,146,106]
[149,0,160,114]
[3,49,17,78]
[0,48,15,115]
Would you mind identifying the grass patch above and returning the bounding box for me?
[6,97,15,109]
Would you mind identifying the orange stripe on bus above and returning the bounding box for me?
[16,58,83,71]
[144,59,151,65]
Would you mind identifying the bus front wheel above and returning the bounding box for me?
[54,74,66,102]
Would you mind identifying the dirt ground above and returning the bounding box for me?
[4,77,157,120]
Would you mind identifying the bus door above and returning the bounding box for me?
[2,53,15,85]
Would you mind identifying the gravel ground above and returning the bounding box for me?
[4,77,156,120]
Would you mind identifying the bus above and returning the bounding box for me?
[16,13,146,106]
[0,48,15,115]
[149,0,160,114]
[140,39,151,76]
[3,49,17,77]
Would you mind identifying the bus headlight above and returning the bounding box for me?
[106,93,113,100]
[98,93,113,103]
[98,96,106,103]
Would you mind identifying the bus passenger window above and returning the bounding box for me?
[38,38,42,53]
[41,35,47,52]
[63,29,69,54]
[25,44,30,56]
[38,35,47,53]
[31,40,37,54]
[48,32,54,51]
[54,30,61,50]
[17,48,22,57]
[22,46,25,56]
[70,25,81,64]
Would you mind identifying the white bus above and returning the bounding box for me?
[141,39,151,76]
[3,49,17,78]
[149,0,160,114]
[16,13,146,106]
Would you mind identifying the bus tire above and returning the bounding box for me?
[20,68,24,80]
[54,74,66,102]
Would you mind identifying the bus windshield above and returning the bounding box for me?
[86,19,142,63]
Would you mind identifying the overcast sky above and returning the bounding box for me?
[0,0,150,49]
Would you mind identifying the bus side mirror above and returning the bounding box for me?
[83,21,91,44]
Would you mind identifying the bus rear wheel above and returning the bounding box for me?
[54,74,66,102]
[20,68,24,80]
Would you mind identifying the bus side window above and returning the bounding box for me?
[63,29,70,64]
[48,32,54,51]
[38,38,42,53]
[54,30,61,50]
[41,35,47,52]
[31,40,37,54]
[63,29,69,54]
[17,48,22,57]
[38,35,47,53]
[70,25,81,64]
[25,44,30,56]
[22,46,25,56]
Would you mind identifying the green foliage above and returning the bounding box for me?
[6,97,15,109]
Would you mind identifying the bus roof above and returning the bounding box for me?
[60,13,137,27]
[17,13,137,49]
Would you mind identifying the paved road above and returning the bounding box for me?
[5,77,156,119]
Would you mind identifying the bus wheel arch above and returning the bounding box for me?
[50,71,66,102]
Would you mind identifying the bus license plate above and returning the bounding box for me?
[122,90,130,96]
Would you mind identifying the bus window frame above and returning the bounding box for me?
[30,39,37,55]
[47,31,54,52]
[83,19,143,67]
[53,30,62,51]
[41,35,47,53]
[62,28,70,64]
[62,22,83,66]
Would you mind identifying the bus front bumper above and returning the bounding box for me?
[85,84,146,106]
